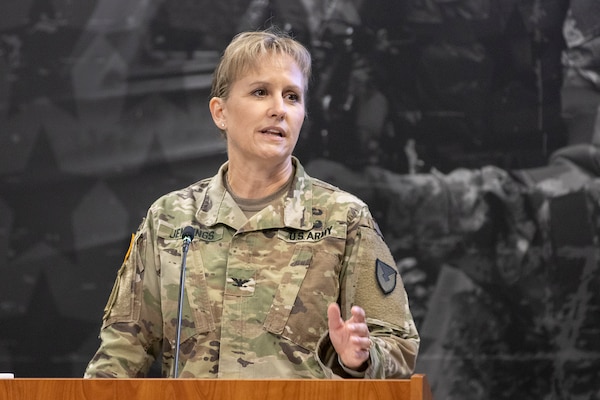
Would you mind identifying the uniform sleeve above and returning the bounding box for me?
[84,216,163,378]
[316,205,420,379]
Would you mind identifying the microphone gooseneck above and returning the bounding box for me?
[172,225,195,378]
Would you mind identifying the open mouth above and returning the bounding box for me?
[261,128,284,137]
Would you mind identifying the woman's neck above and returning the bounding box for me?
[226,158,294,199]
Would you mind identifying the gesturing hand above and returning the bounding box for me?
[327,303,372,370]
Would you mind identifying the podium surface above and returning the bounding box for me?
[1,374,432,400]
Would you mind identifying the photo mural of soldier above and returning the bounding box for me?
[252,0,568,177]
[561,0,600,145]
[302,1,600,398]
[306,141,600,399]
[1,0,600,399]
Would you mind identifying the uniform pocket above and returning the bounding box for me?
[263,246,312,333]
[161,239,216,344]
[264,246,341,351]
[102,233,145,327]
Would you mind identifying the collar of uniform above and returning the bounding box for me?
[196,157,314,231]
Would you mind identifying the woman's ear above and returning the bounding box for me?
[209,97,226,129]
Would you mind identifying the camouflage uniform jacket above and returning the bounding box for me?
[84,157,420,379]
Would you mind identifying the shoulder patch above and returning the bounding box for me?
[375,258,397,294]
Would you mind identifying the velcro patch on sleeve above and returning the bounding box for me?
[353,227,406,327]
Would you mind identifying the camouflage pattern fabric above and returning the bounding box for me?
[84,157,420,379]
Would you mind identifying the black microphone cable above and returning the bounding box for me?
[173,225,195,378]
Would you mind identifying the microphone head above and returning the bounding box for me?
[182,226,195,242]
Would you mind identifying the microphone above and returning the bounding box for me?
[181,226,194,252]
[172,225,195,378]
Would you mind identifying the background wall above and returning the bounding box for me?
[1,0,599,399]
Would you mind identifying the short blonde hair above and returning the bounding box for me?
[210,29,312,100]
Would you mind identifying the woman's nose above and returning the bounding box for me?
[269,97,286,120]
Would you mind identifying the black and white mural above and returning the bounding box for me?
[2,1,600,399]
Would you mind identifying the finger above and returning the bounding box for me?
[351,305,366,323]
[349,322,370,337]
[353,343,371,360]
[327,303,344,330]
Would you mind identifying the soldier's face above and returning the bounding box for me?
[218,54,306,165]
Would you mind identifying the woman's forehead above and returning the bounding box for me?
[233,54,306,86]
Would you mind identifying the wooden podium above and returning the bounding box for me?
[1,374,432,400]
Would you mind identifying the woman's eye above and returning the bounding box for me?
[286,93,301,103]
[252,89,267,97]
